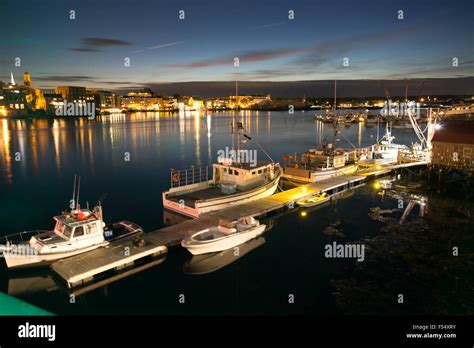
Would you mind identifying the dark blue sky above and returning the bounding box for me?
[1,0,473,90]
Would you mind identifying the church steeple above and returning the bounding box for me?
[10,72,15,85]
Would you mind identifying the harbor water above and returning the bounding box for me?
[0,111,472,315]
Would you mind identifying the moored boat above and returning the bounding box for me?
[181,217,266,255]
[297,192,330,207]
[163,121,281,218]
[0,177,143,269]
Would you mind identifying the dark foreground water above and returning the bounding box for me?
[0,111,472,315]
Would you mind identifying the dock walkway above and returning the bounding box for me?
[52,160,426,288]
[52,175,364,288]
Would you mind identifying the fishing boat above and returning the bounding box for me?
[366,123,408,164]
[162,122,281,218]
[181,217,266,255]
[283,81,358,183]
[0,177,143,269]
[297,192,330,207]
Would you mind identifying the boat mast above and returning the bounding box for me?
[72,174,77,211]
[76,176,81,211]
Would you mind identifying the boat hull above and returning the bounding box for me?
[2,242,108,269]
[297,196,331,208]
[283,164,357,183]
[182,224,266,255]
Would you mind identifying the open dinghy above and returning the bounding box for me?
[181,217,266,255]
[296,192,330,207]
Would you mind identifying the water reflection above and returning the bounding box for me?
[0,111,421,187]
[183,236,266,275]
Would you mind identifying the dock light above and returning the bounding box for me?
[300,211,307,217]
[374,181,382,190]
[435,124,442,130]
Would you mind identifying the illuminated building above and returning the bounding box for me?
[55,86,86,104]
[44,93,64,113]
[120,92,162,110]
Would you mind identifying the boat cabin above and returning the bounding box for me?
[213,160,276,193]
[52,209,105,241]
[300,147,348,170]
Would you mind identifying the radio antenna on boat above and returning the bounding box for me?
[72,174,77,210]
[96,193,107,207]
[76,176,81,211]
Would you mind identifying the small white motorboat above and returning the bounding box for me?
[181,217,266,255]
[296,192,330,207]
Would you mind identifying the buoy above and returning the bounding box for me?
[172,172,179,183]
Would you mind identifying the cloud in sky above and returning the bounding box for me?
[69,37,133,52]
[166,26,417,70]
[81,37,132,47]
[33,75,96,82]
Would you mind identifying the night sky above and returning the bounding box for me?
[1,0,473,95]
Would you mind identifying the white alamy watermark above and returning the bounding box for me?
[1,242,38,258]
[18,322,55,341]
[324,241,365,262]
[217,146,257,167]
[55,100,95,119]
[380,101,421,118]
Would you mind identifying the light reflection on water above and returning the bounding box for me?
[0,111,471,315]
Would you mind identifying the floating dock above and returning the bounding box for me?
[52,161,426,288]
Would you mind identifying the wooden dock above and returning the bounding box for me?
[52,234,168,288]
[52,160,426,288]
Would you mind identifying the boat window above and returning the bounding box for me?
[258,170,262,174]
[228,169,233,175]
[85,223,98,235]
[223,168,228,173]
[234,170,239,175]
[73,226,84,238]
[63,225,73,238]
[252,171,256,175]
[55,221,65,234]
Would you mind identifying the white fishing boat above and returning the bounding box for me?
[297,192,330,207]
[181,217,266,255]
[283,81,358,183]
[163,121,281,218]
[366,123,408,165]
[282,144,358,183]
[0,177,143,269]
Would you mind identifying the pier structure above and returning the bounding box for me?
[52,160,427,288]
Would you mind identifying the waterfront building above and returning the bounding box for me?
[43,93,64,114]
[120,92,162,110]
[55,86,86,104]
[431,120,474,171]
[0,77,29,117]
[86,89,121,113]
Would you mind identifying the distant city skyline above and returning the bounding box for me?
[1,0,473,96]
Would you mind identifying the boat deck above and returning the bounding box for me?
[168,186,228,206]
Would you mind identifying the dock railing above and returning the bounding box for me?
[170,165,212,188]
